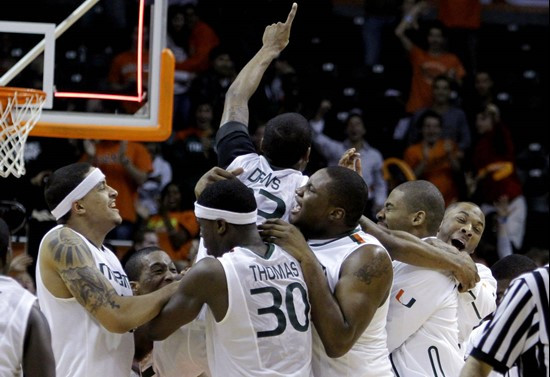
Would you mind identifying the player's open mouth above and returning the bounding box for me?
[291,203,302,214]
[109,201,119,211]
[451,238,466,251]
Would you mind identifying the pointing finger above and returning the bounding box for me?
[285,2,298,26]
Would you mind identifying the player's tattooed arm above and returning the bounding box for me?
[45,227,180,333]
[48,228,121,314]
[352,249,393,288]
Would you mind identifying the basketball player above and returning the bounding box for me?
[0,217,55,377]
[182,4,309,374]
[376,181,464,376]
[147,179,312,376]
[361,201,496,353]
[36,162,179,376]
[259,166,394,377]
[214,2,310,225]
[124,246,209,377]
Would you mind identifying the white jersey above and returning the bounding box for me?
[205,244,312,377]
[387,260,463,377]
[36,225,134,377]
[0,276,37,377]
[227,153,308,224]
[458,263,497,354]
[153,321,210,377]
[308,228,394,377]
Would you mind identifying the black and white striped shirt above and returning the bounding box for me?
[470,265,549,376]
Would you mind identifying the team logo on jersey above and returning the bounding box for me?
[395,288,416,308]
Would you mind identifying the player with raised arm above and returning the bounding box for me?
[214,2,311,225]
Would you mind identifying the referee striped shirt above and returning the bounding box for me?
[470,265,549,376]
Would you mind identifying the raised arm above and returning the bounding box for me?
[40,227,179,333]
[359,215,479,291]
[394,1,426,52]
[219,3,297,127]
[147,258,227,340]
[259,219,393,357]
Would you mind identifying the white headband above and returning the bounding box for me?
[194,202,257,225]
[51,168,106,220]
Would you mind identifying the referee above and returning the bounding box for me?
[460,264,549,377]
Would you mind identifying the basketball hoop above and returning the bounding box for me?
[0,87,46,178]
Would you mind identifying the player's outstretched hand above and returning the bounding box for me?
[194,166,244,198]
[262,2,298,54]
[259,218,312,263]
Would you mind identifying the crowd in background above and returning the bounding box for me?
[0,0,548,279]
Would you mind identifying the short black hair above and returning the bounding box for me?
[415,109,442,131]
[324,166,368,227]
[44,162,93,224]
[197,179,256,214]
[0,218,10,267]
[261,113,311,169]
[396,180,445,234]
[491,254,537,280]
[124,246,164,282]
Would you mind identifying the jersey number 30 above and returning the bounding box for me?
[250,283,310,338]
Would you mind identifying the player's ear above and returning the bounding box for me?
[216,219,227,234]
[329,207,345,222]
[73,201,85,215]
[412,210,426,226]
[130,281,140,295]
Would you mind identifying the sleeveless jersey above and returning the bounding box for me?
[227,153,308,224]
[205,244,312,377]
[307,228,394,377]
[0,276,37,377]
[387,260,462,377]
[36,225,134,377]
[153,321,211,377]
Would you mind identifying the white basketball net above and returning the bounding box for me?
[0,91,45,178]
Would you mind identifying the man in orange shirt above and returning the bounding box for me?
[395,2,466,114]
[404,110,462,205]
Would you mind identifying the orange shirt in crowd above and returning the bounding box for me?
[147,211,200,261]
[404,139,460,206]
[406,46,466,114]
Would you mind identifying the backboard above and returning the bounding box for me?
[0,0,174,141]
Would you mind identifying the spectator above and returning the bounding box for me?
[310,104,387,218]
[165,102,217,210]
[146,183,199,269]
[395,2,466,114]
[137,142,173,219]
[108,25,149,115]
[470,105,527,256]
[190,45,236,126]
[404,110,462,205]
[409,75,471,152]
